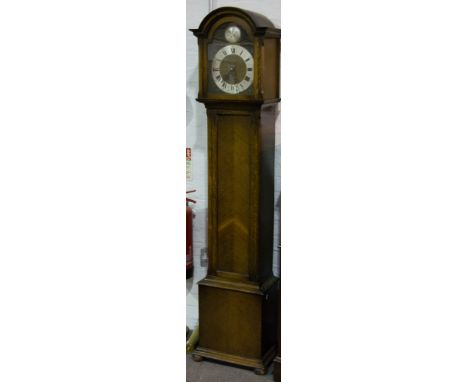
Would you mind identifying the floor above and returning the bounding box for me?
[186,355,274,382]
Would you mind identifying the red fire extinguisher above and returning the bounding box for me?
[186,190,196,279]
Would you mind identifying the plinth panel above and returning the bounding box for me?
[199,283,261,358]
[196,277,278,370]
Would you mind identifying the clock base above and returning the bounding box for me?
[194,275,279,373]
[273,355,281,381]
[192,344,276,374]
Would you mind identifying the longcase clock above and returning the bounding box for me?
[190,7,280,374]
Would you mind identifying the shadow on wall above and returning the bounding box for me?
[186,277,194,294]
[187,69,208,151]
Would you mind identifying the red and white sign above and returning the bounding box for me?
[186,148,192,181]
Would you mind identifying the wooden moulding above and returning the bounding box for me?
[199,274,279,294]
[193,344,276,375]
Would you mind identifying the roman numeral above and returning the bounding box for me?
[216,75,221,81]
[221,81,227,88]
[230,47,235,54]
[247,68,253,71]
[245,76,250,82]
[222,50,227,56]
[245,58,250,62]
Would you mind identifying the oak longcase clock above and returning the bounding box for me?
[190,7,280,374]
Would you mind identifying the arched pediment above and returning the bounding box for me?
[190,7,279,38]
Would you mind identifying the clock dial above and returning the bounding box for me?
[211,45,254,94]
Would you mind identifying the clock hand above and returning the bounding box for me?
[227,64,237,83]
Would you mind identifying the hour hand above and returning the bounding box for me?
[227,65,237,82]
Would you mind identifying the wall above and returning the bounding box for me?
[186,0,281,329]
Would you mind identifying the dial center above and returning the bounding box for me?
[219,55,246,84]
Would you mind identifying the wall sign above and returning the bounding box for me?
[186,148,193,181]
